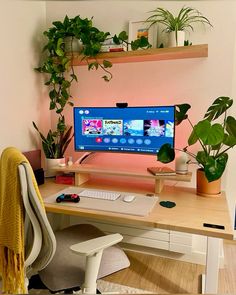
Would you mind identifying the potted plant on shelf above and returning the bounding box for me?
[112,31,151,51]
[33,15,113,176]
[146,6,212,47]
[34,15,151,176]
[32,123,73,177]
[158,97,236,196]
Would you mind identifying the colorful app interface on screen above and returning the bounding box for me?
[74,106,175,154]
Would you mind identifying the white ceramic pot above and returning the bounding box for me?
[45,158,65,177]
[168,31,185,47]
[64,37,83,53]
[175,151,188,174]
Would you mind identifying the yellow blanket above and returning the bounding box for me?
[0,147,44,294]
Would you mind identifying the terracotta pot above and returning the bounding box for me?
[196,169,221,197]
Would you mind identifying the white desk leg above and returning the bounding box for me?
[202,236,221,294]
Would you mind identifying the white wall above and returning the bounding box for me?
[228,27,236,235]
[0,1,48,154]
[46,1,236,222]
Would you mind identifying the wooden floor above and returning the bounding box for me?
[103,240,236,294]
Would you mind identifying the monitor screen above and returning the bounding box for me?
[73,106,175,155]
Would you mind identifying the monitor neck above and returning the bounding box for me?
[75,152,95,164]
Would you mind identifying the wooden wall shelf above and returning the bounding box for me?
[69,44,208,66]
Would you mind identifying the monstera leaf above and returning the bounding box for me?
[157,143,175,163]
[175,103,191,126]
[196,151,228,182]
[225,116,236,148]
[188,120,224,146]
[204,97,233,121]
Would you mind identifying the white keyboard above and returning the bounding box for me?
[79,189,121,201]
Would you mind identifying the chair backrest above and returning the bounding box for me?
[18,162,56,276]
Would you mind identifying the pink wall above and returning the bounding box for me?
[59,61,195,171]
[48,1,236,188]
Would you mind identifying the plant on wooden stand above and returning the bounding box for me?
[158,97,236,195]
[146,6,212,47]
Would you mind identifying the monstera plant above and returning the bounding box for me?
[158,97,236,183]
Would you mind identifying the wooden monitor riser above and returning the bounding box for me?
[52,163,192,194]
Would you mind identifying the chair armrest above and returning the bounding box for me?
[70,233,123,256]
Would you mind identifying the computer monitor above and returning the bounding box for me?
[73,106,175,155]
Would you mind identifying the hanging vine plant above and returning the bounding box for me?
[33,15,151,159]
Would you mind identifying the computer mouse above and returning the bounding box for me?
[123,195,136,203]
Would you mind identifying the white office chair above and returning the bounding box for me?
[18,161,130,294]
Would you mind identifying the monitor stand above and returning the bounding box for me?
[54,160,192,194]
[75,152,95,164]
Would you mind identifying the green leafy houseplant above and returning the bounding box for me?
[33,122,73,159]
[112,31,151,51]
[33,15,113,159]
[158,97,236,182]
[147,6,212,33]
[34,15,152,159]
[146,6,212,46]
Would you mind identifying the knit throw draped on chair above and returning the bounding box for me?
[0,147,44,294]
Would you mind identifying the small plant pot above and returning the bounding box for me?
[64,37,83,53]
[175,151,189,174]
[168,31,185,47]
[196,169,221,197]
[45,158,65,178]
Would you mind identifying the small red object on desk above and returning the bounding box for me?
[55,174,75,185]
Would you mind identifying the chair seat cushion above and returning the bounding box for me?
[39,224,130,292]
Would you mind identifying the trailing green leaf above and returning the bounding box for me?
[88,62,99,70]
[103,60,112,68]
[102,75,110,82]
[55,38,65,57]
[34,15,120,158]
[131,36,151,50]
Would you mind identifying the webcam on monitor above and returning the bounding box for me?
[116,102,128,108]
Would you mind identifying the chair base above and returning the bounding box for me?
[28,275,49,291]
[28,275,102,294]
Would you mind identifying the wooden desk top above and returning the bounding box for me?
[40,178,234,240]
